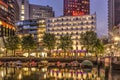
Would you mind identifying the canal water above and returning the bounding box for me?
[0,67,119,80]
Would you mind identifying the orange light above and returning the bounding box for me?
[0,21,2,25]
[72,11,84,16]
[0,21,15,30]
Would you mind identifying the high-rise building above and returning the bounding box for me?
[29,4,54,19]
[108,0,120,30]
[0,0,19,37]
[17,0,29,20]
[0,0,19,48]
[17,0,54,20]
[64,0,90,16]
[46,14,96,57]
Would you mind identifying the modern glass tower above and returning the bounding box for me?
[64,0,90,16]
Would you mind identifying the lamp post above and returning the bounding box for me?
[0,21,3,57]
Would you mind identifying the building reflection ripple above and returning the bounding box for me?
[0,67,119,80]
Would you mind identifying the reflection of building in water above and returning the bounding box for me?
[0,67,109,80]
[45,68,105,80]
[112,72,120,80]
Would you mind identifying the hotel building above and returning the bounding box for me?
[64,0,90,16]
[46,14,96,51]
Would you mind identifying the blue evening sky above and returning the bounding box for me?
[29,0,108,37]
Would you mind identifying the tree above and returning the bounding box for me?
[80,31,98,56]
[21,34,36,57]
[93,39,104,57]
[59,34,73,57]
[5,35,20,57]
[42,33,57,56]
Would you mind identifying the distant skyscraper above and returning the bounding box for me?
[64,0,90,16]
[17,0,29,20]
[108,0,120,30]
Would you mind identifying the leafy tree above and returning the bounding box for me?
[5,35,20,56]
[59,34,73,57]
[80,31,98,56]
[21,34,36,57]
[93,39,104,57]
[42,33,57,56]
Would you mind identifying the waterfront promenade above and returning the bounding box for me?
[0,57,98,62]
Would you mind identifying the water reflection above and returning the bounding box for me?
[0,67,119,80]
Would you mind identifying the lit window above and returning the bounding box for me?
[21,5,24,9]
[21,16,24,20]
[21,10,24,14]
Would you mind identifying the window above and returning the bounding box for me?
[21,5,24,9]
[21,16,24,20]
[21,10,24,14]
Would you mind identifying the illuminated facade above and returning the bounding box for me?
[46,14,96,51]
[17,0,29,20]
[16,19,46,46]
[29,4,54,19]
[0,67,106,80]
[17,0,54,20]
[0,0,19,37]
[64,0,90,16]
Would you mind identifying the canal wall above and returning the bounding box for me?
[0,57,97,63]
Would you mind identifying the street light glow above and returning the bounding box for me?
[114,37,120,41]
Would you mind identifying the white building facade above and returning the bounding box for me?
[46,14,96,51]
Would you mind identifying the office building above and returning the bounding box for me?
[64,0,90,16]
[29,4,54,19]
[17,0,54,20]
[16,19,46,46]
[17,0,29,20]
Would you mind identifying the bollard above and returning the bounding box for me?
[105,66,109,80]
[97,57,100,77]
[104,57,110,80]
